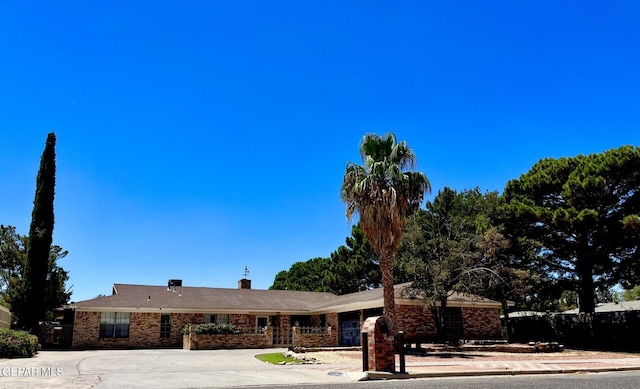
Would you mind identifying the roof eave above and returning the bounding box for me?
[72,305,319,315]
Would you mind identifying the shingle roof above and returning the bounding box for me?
[311,283,408,311]
[74,284,338,313]
[562,300,640,314]
[502,311,551,319]
[72,282,501,313]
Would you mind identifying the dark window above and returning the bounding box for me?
[363,308,383,319]
[257,316,268,333]
[444,307,463,340]
[208,314,229,324]
[100,312,130,338]
[291,315,311,327]
[160,314,171,338]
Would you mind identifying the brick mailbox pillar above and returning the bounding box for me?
[361,316,395,372]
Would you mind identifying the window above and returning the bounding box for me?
[100,312,130,338]
[291,315,311,327]
[160,314,171,338]
[208,314,229,324]
[444,307,463,340]
[256,316,268,333]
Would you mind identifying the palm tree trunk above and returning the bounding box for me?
[380,250,397,334]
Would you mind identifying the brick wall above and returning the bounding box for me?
[291,326,338,347]
[72,311,100,349]
[288,313,339,347]
[393,304,502,342]
[326,313,338,332]
[72,311,207,349]
[183,326,272,350]
[395,304,437,341]
[229,314,257,333]
[72,305,502,349]
[279,314,291,332]
[72,311,290,349]
[276,314,292,345]
[461,307,502,339]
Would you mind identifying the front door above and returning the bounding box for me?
[341,320,361,345]
[339,312,362,346]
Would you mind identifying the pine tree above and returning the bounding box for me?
[20,133,57,334]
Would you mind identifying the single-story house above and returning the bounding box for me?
[562,300,640,314]
[68,278,503,349]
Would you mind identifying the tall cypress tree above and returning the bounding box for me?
[21,133,57,334]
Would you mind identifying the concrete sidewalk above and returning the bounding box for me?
[366,356,640,380]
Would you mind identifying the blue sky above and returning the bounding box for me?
[1,1,639,302]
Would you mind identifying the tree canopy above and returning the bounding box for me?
[0,225,71,326]
[270,144,640,323]
[396,187,511,340]
[622,285,640,302]
[270,224,382,295]
[269,257,333,292]
[325,224,381,295]
[503,145,640,313]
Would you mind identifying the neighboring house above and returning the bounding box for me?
[69,279,503,349]
[562,300,640,314]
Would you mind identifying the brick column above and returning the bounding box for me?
[361,316,395,372]
[292,326,300,347]
[264,325,273,347]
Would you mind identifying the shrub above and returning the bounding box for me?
[185,323,244,335]
[0,328,40,358]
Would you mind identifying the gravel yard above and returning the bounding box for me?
[305,348,640,365]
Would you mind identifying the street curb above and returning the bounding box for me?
[365,365,640,380]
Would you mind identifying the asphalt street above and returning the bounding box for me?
[244,371,640,389]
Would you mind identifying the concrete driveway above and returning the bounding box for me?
[0,348,364,389]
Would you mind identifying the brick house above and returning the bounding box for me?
[69,279,502,349]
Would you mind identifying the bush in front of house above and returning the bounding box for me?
[0,328,40,358]
[185,323,244,335]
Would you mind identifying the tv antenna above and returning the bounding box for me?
[243,266,250,279]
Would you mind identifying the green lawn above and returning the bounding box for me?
[255,352,301,364]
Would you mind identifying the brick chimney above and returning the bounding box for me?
[238,278,251,289]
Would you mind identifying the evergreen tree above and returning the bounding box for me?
[20,133,57,334]
[396,187,486,341]
[325,224,381,295]
[0,225,71,325]
[622,285,640,301]
[504,145,640,312]
[0,225,25,305]
[269,257,333,292]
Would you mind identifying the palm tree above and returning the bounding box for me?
[341,132,430,332]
